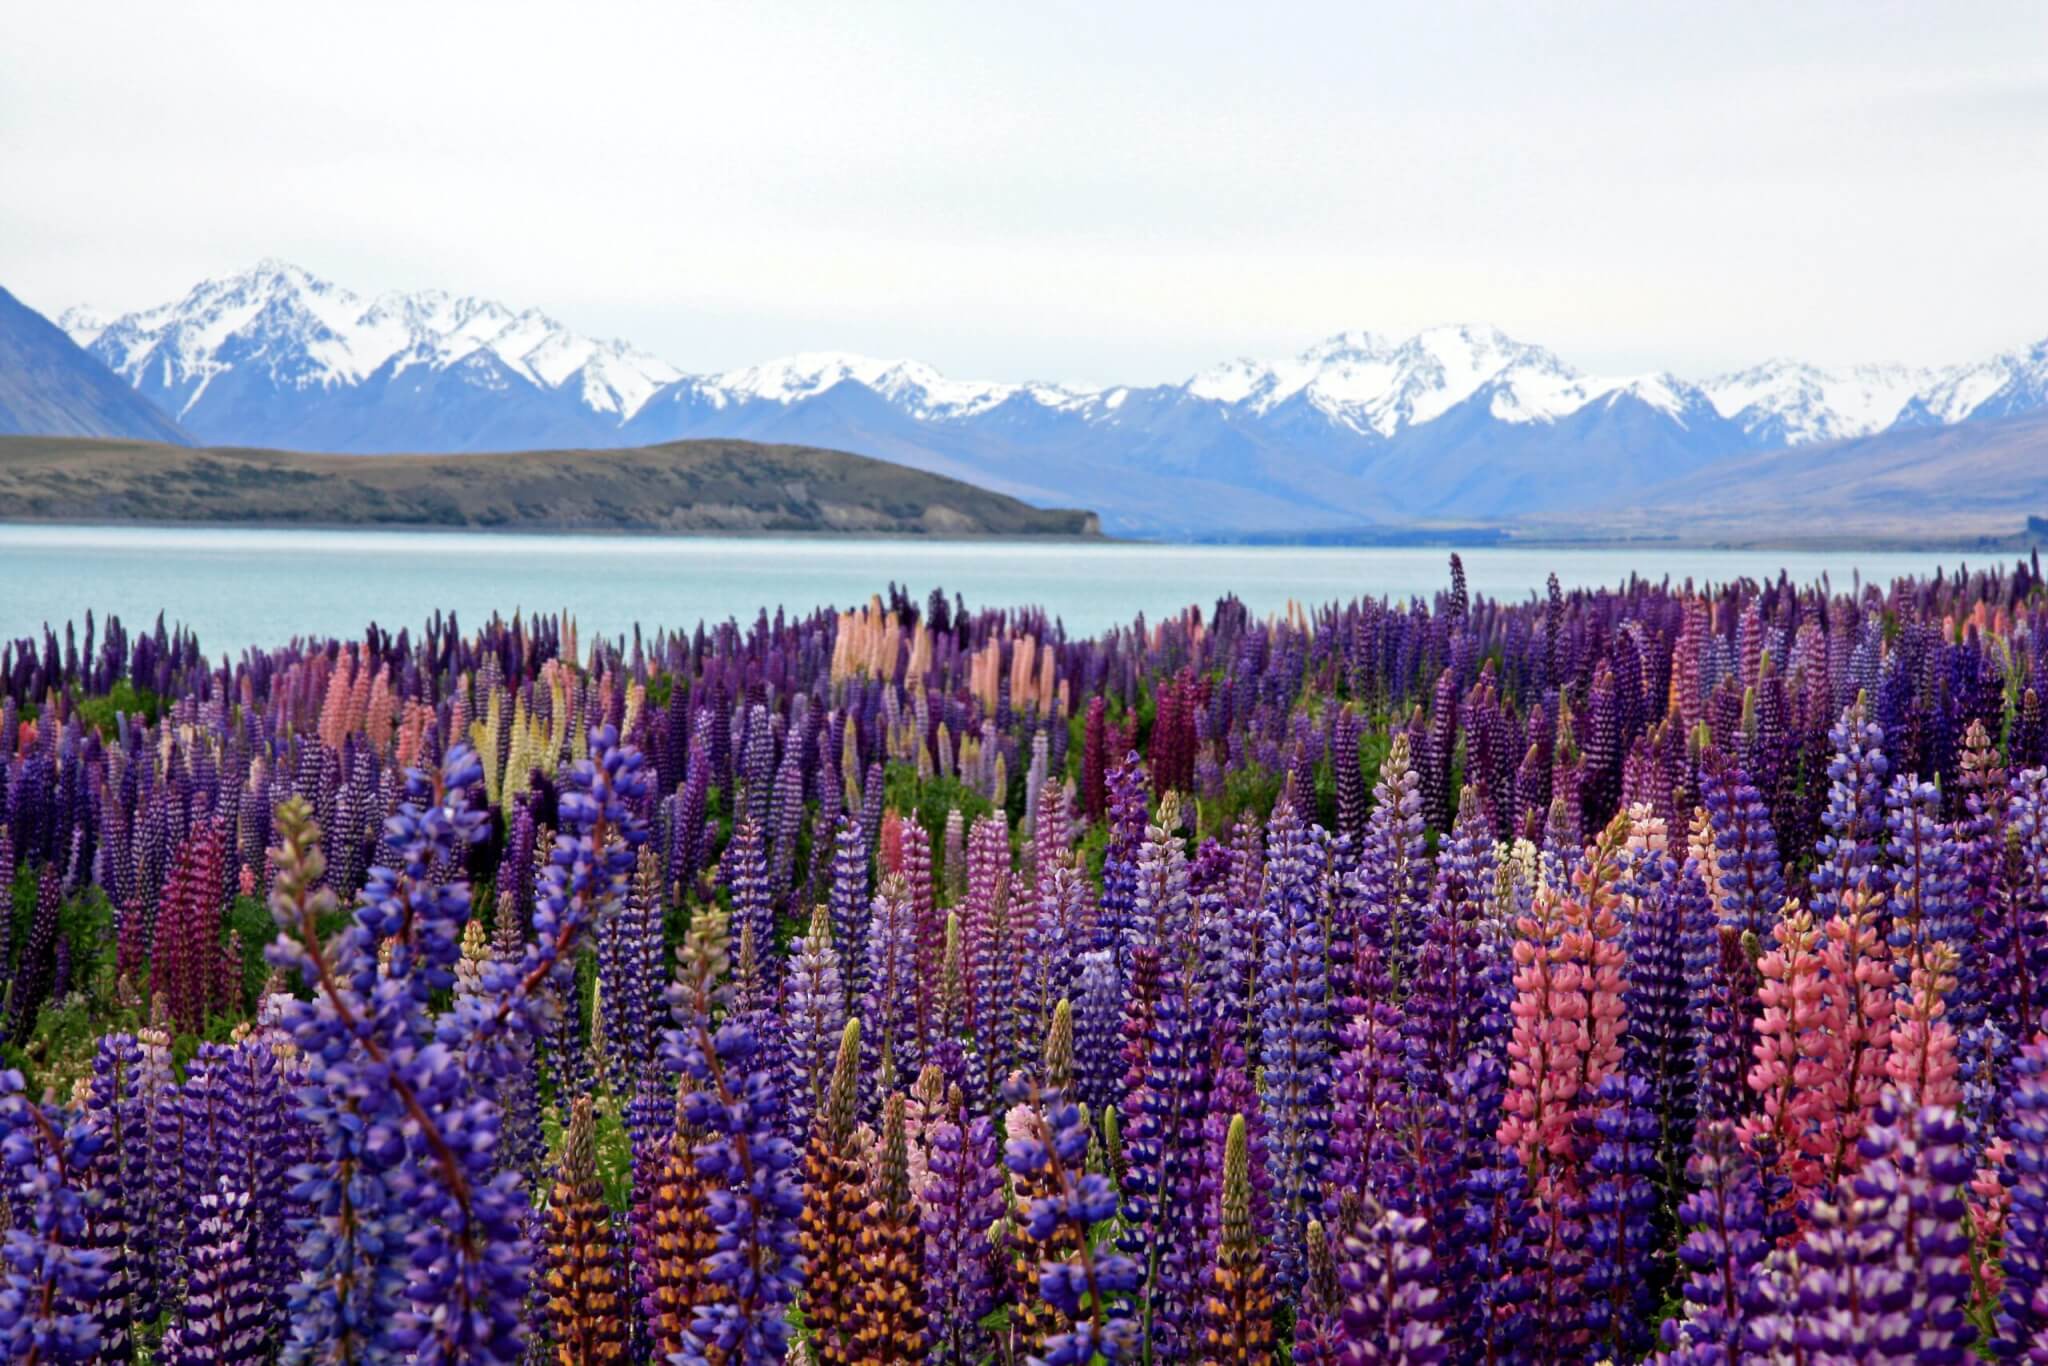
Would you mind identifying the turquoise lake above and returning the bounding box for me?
[0,524,2015,653]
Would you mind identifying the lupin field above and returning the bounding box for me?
[4,555,2048,1363]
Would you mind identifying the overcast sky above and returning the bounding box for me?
[6,1,2047,384]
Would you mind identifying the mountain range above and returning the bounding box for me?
[29,260,2048,536]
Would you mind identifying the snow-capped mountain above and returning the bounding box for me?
[55,260,2048,535]
[1701,361,1936,446]
[1186,325,1639,434]
[60,260,681,453]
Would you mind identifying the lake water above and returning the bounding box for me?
[0,524,2013,653]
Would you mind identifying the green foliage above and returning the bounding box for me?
[1075,818,1110,886]
[70,679,164,736]
[1300,755,1338,830]
[883,763,996,888]
[7,875,138,1099]
[1200,761,1284,841]
[1003,747,1031,826]
[13,994,106,1100]
[57,882,116,992]
[644,669,681,712]
[8,863,37,957]
[1128,678,1157,754]
[1065,703,1091,784]
[540,1090,637,1212]
[225,894,280,1007]
[1357,724,1392,798]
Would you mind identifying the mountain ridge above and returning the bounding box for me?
[44,260,2048,535]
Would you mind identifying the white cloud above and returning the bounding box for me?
[4,0,2047,383]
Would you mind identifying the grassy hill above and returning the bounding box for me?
[0,435,1100,536]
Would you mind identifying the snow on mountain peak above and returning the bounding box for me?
[1189,324,1599,436]
[1702,358,1935,444]
[702,351,1064,420]
[55,306,109,346]
[68,260,681,420]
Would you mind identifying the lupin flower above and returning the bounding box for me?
[1617,805,1693,1141]
[261,797,410,1366]
[1332,708,1368,845]
[920,1084,1003,1363]
[1744,886,1896,1204]
[861,873,921,1096]
[1887,940,1962,1108]
[1292,1218,1343,1365]
[828,815,871,1002]
[597,845,666,1090]
[769,742,806,899]
[1131,797,1193,956]
[1117,942,1211,1359]
[634,1101,719,1362]
[1401,787,1493,1093]
[719,816,775,986]
[542,1097,628,1363]
[1886,775,1966,985]
[78,1035,144,1357]
[1580,1072,1665,1359]
[159,1180,269,1364]
[962,810,1018,1092]
[1997,1041,2048,1355]
[1459,1132,1539,1361]
[219,1036,302,1335]
[672,737,712,899]
[1329,968,1407,1208]
[663,906,804,1365]
[1806,889,1897,1186]
[1700,762,1785,945]
[1498,812,1629,1199]
[1693,921,1762,1139]
[1001,1074,1142,1365]
[1097,753,1149,975]
[1660,1121,1772,1359]
[1350,733,1429,987]
[1810,700,1891,919]
[786,902,849,1143]
[1859,1100,1975,1361]
[0,1067,108,1363]
[267,732,619,1366]
[799,1019,868,1364]
[8,863,68,1044]
[1196,1114,1275,1365]
[1082,696,1109,824]
[848,1091,926,1363]
[1072,947,1122,1117]
[1337,1196,1447,1363]
[1256,797,1334,1285]
[1753,1099,1975,1361]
